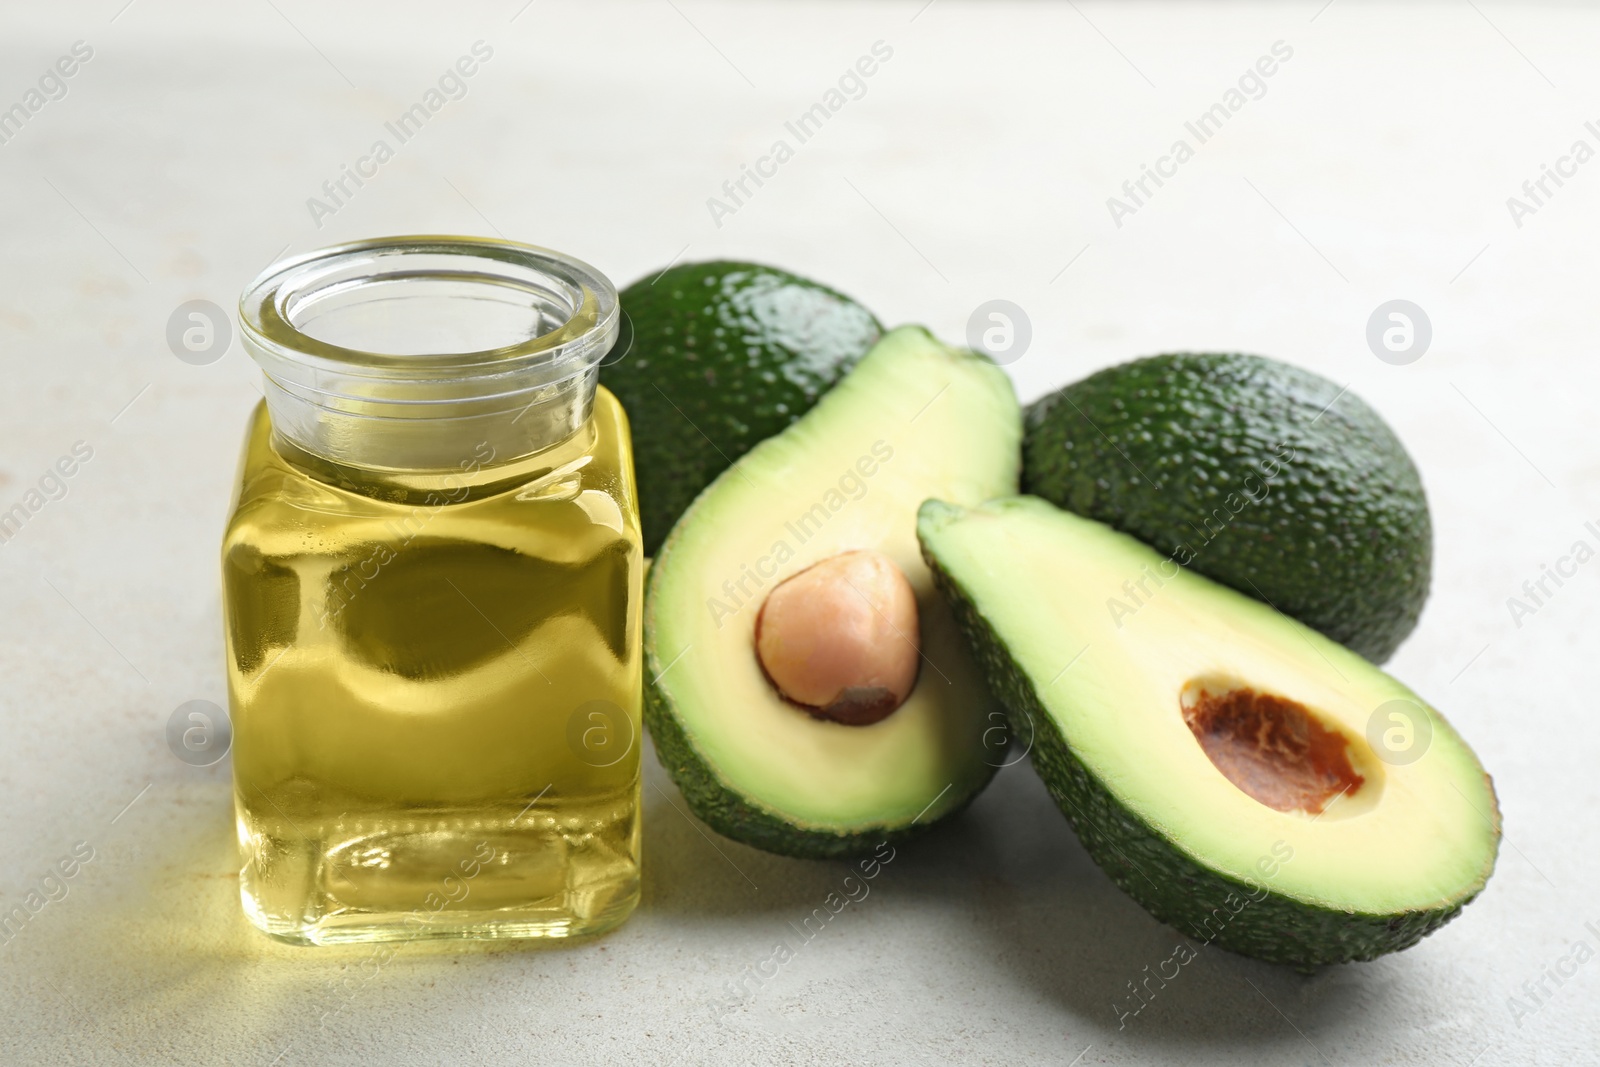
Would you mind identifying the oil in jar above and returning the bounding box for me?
[224,390,642,944]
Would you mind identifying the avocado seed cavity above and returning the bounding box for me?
[755,550,920,726]
[1181,682,1366,816]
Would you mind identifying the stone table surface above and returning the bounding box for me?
[0,1,1595,1063]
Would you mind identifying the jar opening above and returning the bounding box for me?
[287,272,578,358]
[239,236,620,473]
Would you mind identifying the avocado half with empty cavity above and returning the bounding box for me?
[918,496,1499,967]
[644,327,1021,858]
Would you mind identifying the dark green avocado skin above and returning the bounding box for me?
[601,261,881,555]
[917,500,1483,969]
[1022,353,1431,663]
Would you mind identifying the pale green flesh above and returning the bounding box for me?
[649,327,1020,831]
[920,497,1499,915]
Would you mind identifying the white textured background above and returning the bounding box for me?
[0,1,1595,1063]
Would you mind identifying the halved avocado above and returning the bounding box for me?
[644,327,1021,858]
[918,496,1499,966]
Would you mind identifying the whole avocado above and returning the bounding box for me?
[1022,353,1431,663]
[602,261,881,555]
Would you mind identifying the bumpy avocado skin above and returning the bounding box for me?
[1022,354,1431,663]
[917,500,1493,968]
[602,262,881,555]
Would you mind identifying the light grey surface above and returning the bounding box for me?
[0,1,1595,1063]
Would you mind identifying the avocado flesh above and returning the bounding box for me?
[645,327,1021,858]
[603,261,882,555]
[918,496,1499,966]
[1023,353,1431,663]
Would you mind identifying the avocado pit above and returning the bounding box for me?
[1181,684,1364,815]
[754,550,920,726]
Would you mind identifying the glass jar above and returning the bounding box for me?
[224,236,642,945]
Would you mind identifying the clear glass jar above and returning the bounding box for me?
[224,236,642,945]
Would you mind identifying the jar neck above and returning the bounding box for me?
[258,359,600,475]
[271,407,598,506]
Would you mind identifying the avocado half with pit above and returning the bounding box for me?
[918,496,1499,967]
[644,326,1021,858]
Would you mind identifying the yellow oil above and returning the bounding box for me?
[222,388,643,945]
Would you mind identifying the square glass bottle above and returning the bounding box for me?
[224,237,642,945]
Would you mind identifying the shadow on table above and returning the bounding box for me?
[37,742,1387,1060]
[643,743,1389,1052]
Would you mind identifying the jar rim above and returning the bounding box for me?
[238,235,619,380]
[237,236,620,470]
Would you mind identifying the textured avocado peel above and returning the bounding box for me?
[1022,353,1432,663]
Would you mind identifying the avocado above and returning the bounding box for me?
[918,496,1499,967]
[602,261,882,555]
[1023,353,1431,662]
[644,327,1021,858]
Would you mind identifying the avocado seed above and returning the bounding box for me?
[754,549,921,726]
